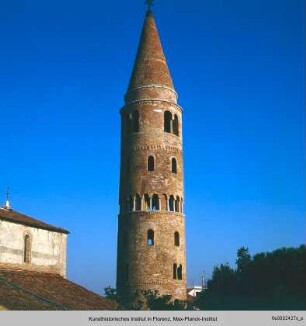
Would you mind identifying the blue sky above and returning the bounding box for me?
[0,0,304,294]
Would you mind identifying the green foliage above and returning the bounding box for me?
[208,263,236,294]
[104,286,117,302]
[195,245,306,310]
[143,290,186,310]
[104,287,144,310]
[104,287,187,310]
[236,247,251,273]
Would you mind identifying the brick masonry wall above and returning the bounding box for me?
[117,93,186,300]
[117,211,186,300]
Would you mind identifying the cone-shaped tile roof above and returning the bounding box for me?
[127,10,174,93]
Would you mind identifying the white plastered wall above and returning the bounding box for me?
[0,220,67,277]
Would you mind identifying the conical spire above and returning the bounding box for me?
[126,9,174,94]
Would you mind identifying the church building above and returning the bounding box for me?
[0,200,68,276]
[0,199,115,310]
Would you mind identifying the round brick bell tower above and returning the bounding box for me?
[116,7,186,301]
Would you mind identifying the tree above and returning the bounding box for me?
[104,286,117,302]
[143,290,186,310]
[104,287,144,310]
[236,247,251,274]
[104,287,187,310]
[208,263,236,294]
[195,245,306,310]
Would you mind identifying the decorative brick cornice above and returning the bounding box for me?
[120,99,183,113]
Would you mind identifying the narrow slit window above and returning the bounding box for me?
[175,196,180,212]
[152,194,159,210]
[147,229,154,246]
[173,263,177,279]
[174,232,180,246]
[148,156,154,171]
[177,264,182,280]
[171,158,177,174]
[24,234,31,263]
[169,195,175,211]
[173,115,179,136]
[164,111,172,133]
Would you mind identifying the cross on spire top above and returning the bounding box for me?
[4,187,11,209]
[145,0,154,11]
[5,187,10,201]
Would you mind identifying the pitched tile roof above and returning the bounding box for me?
[0,206,69,234]
[0,269,116,310]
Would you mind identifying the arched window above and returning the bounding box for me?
[132,110,139,132]
[24,234,31,263]
[173,114,179,136]
[174,232,180,246]
[175,196,180,212]
[177,264,182,280]
[148,156,154,171]
[171,158,177,174]
[147,229,154,246]
[173,263,177,279]
[169,195,175,211]
[152,194,159,210]
[135,194,141,211]
[144,194,151,210]
[164,111,172,133]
